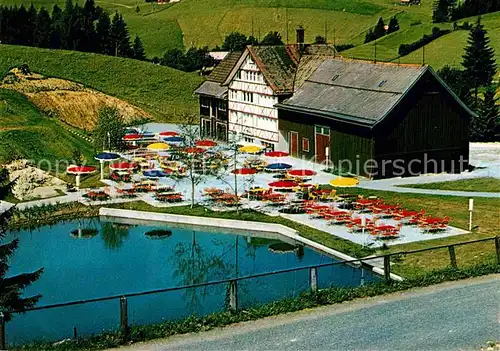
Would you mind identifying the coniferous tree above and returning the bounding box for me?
[0,169,43,321]
[61,0,75,49]
[462,17,497,100]
[110,12,132,57]
[132,35,146,60]
[473,85,500,141]
[34,7,53,48]
[364,28,375,43]
[387,17,400,34]
[373,17,386,39]
[50,4,63,49]
[81,0,97,52]
[95,11,112,55]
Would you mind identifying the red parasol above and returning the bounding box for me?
[109,162,137,171]
[159,131,179,137]
[268,180,299,188]
[288,169,317,177]
[184,147,206,154]
[264,151,289,157]
[123,134,142,141]
[231,168,257,175]
[67,165,96,175]
[195,140,217,147]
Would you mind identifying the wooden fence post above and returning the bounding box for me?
[383,255,391,283]
[495,237,500,265]
[120,297,129,340]
[309,267,318,292]
[228,280,238,313]
[0,312,5,350]
[448,245,457,268]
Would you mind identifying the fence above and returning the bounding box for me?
[1,236,499,348]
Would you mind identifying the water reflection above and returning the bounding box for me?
[101,222,129,249]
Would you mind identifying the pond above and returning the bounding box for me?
[5,218,380,345]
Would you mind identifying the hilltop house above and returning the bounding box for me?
[276,58,475,178]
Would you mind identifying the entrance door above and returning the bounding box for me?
[315,126,330,163]
[289,132,299,157]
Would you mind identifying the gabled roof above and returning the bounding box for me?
[247,45,300,94]
[194,51,242,98]
[277,58,476,127]
[207,51,242,84]
[223,44,339,95]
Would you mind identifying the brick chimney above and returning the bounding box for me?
[296,25,305,51]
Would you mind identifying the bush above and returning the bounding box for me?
[335,44,355,52]
[398,27,451,56]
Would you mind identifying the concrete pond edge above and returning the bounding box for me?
[99,207,404,282]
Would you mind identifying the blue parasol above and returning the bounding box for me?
[143,170,169,178]
[265,163,292,171]
[163,136,184,143]
[94,152,121,161]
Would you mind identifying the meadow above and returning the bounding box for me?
[0,88,95,164]
[1,0,498,69]
[0,45,204,122]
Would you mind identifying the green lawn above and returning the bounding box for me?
[0,88,95,165]
[399,177,500,193]
[0,45,204,122]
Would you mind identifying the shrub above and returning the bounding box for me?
[398,27,451,56]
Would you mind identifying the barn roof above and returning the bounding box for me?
[194,51,242,98]
[277,58,476,127]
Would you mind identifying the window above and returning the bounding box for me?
[315,125,330,135]
[302,138,310,152]
[236,70,241,79]
[200,97,209,108]
[218,101,227,112]
[243,92,254,103]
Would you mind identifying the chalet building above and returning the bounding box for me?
[220,28,337,149]
[276,58,475,178]
[194,51,242,141]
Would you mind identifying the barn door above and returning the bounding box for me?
[289,132,299,157]
[315,126,330,163]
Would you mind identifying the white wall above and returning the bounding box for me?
[228,55,279,144]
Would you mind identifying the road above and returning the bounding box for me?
[113,275,499,351]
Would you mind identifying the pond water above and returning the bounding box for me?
[5,218,380,345]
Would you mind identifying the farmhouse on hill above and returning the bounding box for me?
[194,27,474,179]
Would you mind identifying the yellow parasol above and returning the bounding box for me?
[238,145,264,154]
[329,177,359,187]
[147,142,170,151]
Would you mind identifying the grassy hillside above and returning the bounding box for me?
[0,88,95,165]
[0,45,204,122]
[345,11,500,69]
[2,0,498,70]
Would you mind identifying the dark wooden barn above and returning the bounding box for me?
[276,59,475,179]
[194,52,242,141]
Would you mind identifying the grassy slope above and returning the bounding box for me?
[0,45,203,122]
[399,11,500,69]
[0,88,94,165]
[399,177,500,192]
